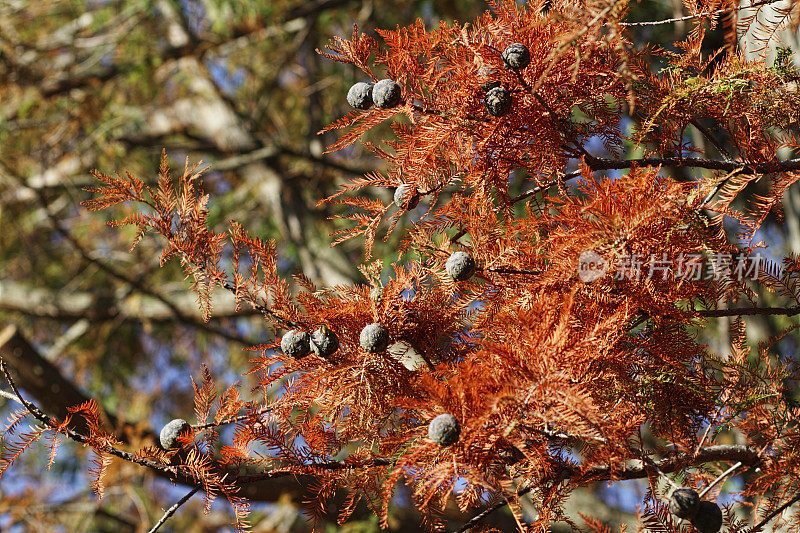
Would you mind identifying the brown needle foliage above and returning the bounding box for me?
[6,0,800,531]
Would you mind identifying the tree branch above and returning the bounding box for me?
[618,0,785,27]
[582,154,800,175]
[147,487,199,533]
[453,445,763,532]
[0,325,316,504]
[0,357,170,475]
[0,337,769,530]
[0,280,261,324]
[0,324,125,438]
[694,306,800,318]
[748,492,800,532]
[27,186,258,346]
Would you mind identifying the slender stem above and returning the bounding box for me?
[749,493,800,532]
[690,119,734,162]
[453,467,570,533]
[191,404,273,430]
[449,229,468,244]
[147,488,200,533]
[698,461,742,498]
[618,0,784,27]
[452,486,534,533]
[483,267,540,275]
[513,70,590,159]
[0,388,23,404]
[220,280,298,330]
[0,359,173,475]
[694,402,726,457]
[699,167,747,208]
[236,458,392,484]
[508,170,581,204]
[582,154,800,175]
[625,312,650,331]
[694,306,800,318]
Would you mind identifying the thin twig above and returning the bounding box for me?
[0,359,172,475]
[0,388,23,404]
[147,488,200,533]
[513,69,591,160]
[749,493,800,532]
[618,0,784,27]
[237,457,392,484]
[508,170,582,204]
[453,467,571,533]
[482,267,541,275]
[24,182,258,346]
[452,486,534,533]
[694,403,726,457]
[582,154,800,175]
[220,280,298,330]
[625,311,650,331]
[694,305,800,318]
[690,119,735,162]
[191,404,274,431]
[698,461,742,498]
[698,166,747,208]
[628,304,800,327]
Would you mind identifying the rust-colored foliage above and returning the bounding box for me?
[7,0,800,531]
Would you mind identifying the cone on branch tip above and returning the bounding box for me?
[484,86,512,117]
[310,325,339,358]
[690,501,723,533]
[347,82,373,109]
[360,322,389,353]
[281,329,311,358]
[372,79,402,108]
[502,43,531,70]
[428,413,460,446]
[669,488,700,519]
[394,183,420,210]
[446,251,476,281]
[160,419,191,450]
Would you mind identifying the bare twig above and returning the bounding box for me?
[694,305,800,318]
[748,493,800,532]
[147,488,200,533]
[453,466,572,533]
[191,405,273,431]
[453,445,761,532]
[452,486,534,533]
[582,154,800,175]
[237,457,392,484]
[0,359,172,475]
[690,119,735,162]
[220,280,298,330]
[0,388,22,404]
[619,0,784,27]
[508,170,582,204]
[698,461,742,498]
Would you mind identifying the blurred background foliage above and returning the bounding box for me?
[1,0,799,531]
